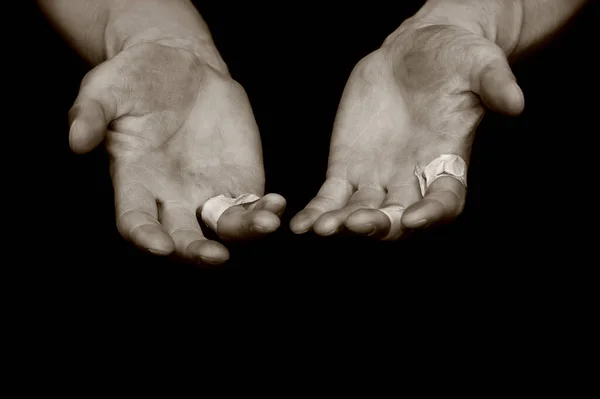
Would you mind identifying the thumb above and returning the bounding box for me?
[68,64,119,154]
[471,49,525,117]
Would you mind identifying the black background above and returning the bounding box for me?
[13,1,599,302]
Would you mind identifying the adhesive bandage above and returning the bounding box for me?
[200,193,260,232]
[414,154,467,196]
[379,205,406,241]
[378,154,467,240]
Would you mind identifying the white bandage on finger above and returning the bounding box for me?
[200,193,260,232]
[379,205,406,241]
[414,154,467,197]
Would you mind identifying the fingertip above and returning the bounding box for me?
[250,210,280,233]
[481,69,525,116]
[345,209,389,235]
[69,120,86,154]
[289,211,313,234]
[402,199,442,227]
[313,215,341,236]
[68,118,106,154]
[188,240,230,265]
[258,193,287,215]
[130,224,175,255]
[217,206,281,240]
[494,80,525,116]
[68,99,109,153]
[507,81,525,116]
[147,248,174,256]
[402,196,460,228]
[263,193,286,205]
[401,214,431,230]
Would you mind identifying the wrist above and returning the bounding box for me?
[103,1,229,74]
[389,0,524,56]
[108,29,229,74]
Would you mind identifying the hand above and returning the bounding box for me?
[291,21,524,239]
[69,43,285,265]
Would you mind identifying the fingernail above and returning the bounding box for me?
[291,222,310,234]
[362,223,377,236]
[252,224,274,233]
[69,120,77,148]
[148,248,170,256]
[323,226,342,236]
[513,81,525,107]
[269,198,285,207]
[199,256,223,265]
[412,219,430,228]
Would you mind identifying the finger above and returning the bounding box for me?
[471,52,525,116]
[346,177,421,240]
[345,209,390,237]
[160,201,229,265]
[314,185,385,236]
[217,194,286,240]
[290,177,354,234]
[115,182,175,255]
[68,65,119,154]
[401,176,466,229]
[248,193,286,216]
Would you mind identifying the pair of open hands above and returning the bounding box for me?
[68,20,524,265]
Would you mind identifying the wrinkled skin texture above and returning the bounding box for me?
[70,43,285,265]
[290,22,524,239]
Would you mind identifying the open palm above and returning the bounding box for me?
[69,43,285,264]
[291,23,524,240]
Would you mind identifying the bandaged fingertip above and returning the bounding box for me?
[200,193,260,232]
[414,154,467,196]
[379,205,406,241]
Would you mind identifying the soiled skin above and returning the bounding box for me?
[290,0,588,239]
[37,0,589,264]
[40,0,286,265]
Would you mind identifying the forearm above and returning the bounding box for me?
[36,0,226,71]
[407,0,590,58]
